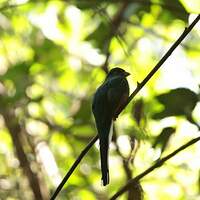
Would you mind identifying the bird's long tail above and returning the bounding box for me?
[99,121,113,186]
[100,137,109,186]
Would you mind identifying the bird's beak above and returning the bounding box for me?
[124,71,130,77]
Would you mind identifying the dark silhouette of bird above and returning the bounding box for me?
[92,67,130,186]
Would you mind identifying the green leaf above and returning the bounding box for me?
[86,22,111,52]
[31,37,64,69]
[152,127,176,154]
[0,62,31,102]
[153,88,198,119]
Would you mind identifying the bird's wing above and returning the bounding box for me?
[107,77,129,119]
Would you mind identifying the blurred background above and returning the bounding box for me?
[0,0,200,199]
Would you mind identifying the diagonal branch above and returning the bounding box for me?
[50,14,200,200]
[110,135,200,199]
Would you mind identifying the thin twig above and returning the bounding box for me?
[50,13,200,200]
[110,136,200,199]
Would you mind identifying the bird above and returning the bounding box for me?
[92,67,130,186]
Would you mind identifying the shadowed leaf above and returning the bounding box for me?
[153,88,198,119]
[152,127,176,154]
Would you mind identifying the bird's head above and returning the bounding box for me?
[106,67,130,80]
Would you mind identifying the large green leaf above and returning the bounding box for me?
[153,88,199,119]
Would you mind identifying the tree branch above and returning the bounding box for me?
[110,135,200,199]
[50,14,200,200]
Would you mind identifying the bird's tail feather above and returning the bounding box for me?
[100,137,109,186]
[99,120,113,186]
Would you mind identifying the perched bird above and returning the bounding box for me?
[92,67,130,186]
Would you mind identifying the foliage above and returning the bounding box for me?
[0,0,199,200]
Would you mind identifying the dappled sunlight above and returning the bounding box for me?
[14,0,29,4]
[36,142,62,186]
[29,4,65,42]
[68,42,105,67]
[0,55,8,75]
[0,1,199,199]
[163,184,182,199]
[117,135,131,157]
[26,119,48,136]
[157,49,199,91]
